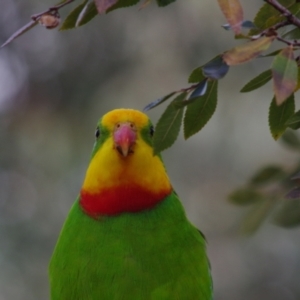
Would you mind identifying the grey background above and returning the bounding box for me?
[0,0,299,299]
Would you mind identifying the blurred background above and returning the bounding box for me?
[0,0,300,299]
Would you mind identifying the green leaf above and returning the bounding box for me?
[286,110,300,129]
[76,0,98,26]
[217,0,244,34]
[272,46,298,105]
[60,0,88,30]
[156,0,176,6]
[280,129,300,150]
[269,94,295,140]
[188,67,206,83]
[184,80,218,139]
[241,197,276,235]
[173,97,198,108]
[264,12,285,29]
[251,3,275,32]
[229,188,265,206]
[273,198,300,228]
[295,66,300,92]
[250,0,294,35]
[282,27,300,39]
[61,0,98,28]
[107,0,140,12]
[250,165,286,186]
[57,0,72,3]
[288,3,300,19]
[152,93,185,154]
[240,69,272,92]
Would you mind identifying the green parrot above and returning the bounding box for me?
[49,109,212,299]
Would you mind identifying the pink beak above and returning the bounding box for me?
[113,123,137,157]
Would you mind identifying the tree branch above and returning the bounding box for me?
[264,0,300,28]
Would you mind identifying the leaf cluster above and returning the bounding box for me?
[144,0,300,154]
[229,130,300,234]
[3,0,300,150]
[145,57,224,154]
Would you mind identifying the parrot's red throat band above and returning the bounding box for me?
[79,186,172,216]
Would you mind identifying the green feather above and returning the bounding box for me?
[49,110,212,299]
[49,192,212,299]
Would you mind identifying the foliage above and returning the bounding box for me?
[2,0,300,232]
[143,0,300,153]
[229,130,300,234]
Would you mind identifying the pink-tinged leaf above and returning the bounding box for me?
[223,36,274,66]
[217,0,244,34]
[1,20,38,48]
[94,0,118,13]
[272,46,298,106]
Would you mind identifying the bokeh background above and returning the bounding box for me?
[0,0,300,299]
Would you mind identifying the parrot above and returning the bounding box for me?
[49,108,212,300]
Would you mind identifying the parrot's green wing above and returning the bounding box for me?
[49,192,212,300]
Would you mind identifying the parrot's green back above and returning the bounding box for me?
[49,193,212,300]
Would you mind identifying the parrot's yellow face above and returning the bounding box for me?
[80,109,172,216]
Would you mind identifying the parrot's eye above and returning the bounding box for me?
[95,127,100,139]
[150,126,154,137]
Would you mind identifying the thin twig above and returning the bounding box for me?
[179,83,200,93]
[276,36,293,46]
[1,0,76,48]
[253,9,300,47]
[31,0,75,21]
[276,36,300,46]
[262,20,289,35]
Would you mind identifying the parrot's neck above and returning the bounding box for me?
[80,185,171,216]
[79,140,172,217]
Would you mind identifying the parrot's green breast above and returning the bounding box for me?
[49,193,212,300]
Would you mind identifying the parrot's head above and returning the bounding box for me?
[80,109,172,217]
